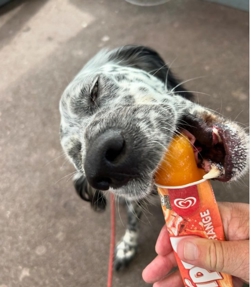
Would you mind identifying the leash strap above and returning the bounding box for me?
[107,193,115,287]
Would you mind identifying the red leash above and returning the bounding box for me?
[107,193,115,287]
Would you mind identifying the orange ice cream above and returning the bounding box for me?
[155,134,233,287]
[155,134,205,185]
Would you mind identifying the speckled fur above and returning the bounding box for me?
[59,46,249,270]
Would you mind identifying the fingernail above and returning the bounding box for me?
[181,241,199,261]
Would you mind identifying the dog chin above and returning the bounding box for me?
[109,181,154,200]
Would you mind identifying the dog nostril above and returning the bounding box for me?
[105,141,125,163]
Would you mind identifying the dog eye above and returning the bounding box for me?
[90,79,99,103]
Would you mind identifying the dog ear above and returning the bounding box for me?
[73,174,106,212]
[109,45,193,100]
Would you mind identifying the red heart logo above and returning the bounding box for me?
[168,185,200,217]
[174,197,197,209]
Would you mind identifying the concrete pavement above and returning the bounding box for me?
[0,0,248,286]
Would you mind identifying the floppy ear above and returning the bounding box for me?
[74,175,106,212]
[108,45,193,101]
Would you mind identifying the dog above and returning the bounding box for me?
[59,45,249,270]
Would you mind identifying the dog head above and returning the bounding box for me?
[59,45,249,207]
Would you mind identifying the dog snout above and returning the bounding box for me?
[84,130,138,190]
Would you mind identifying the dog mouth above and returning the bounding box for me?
[178,115,247,182]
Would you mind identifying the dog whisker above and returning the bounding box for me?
[54,171,77,185]
[149,64,167,76]
[44,151,68,167]
[165,57,178,90]
[233,109,244,122]
[116,195,127,227]
[173,90,211,97]
[170,76,206,93]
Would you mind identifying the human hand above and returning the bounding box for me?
[142,202,249,287]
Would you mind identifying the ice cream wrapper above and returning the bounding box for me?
[156,179,233,287]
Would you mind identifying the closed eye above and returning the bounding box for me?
[90,78,99,103]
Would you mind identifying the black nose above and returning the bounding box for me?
[84,130,136,190]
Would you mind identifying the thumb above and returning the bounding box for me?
[177,237,249,282]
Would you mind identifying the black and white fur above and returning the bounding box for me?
[59,45,249,270]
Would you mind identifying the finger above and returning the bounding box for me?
[218,202,249,240]
[142,252,177,283]
[155,225,173,256]
[177,237,249,283]
[153,270,183,287]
